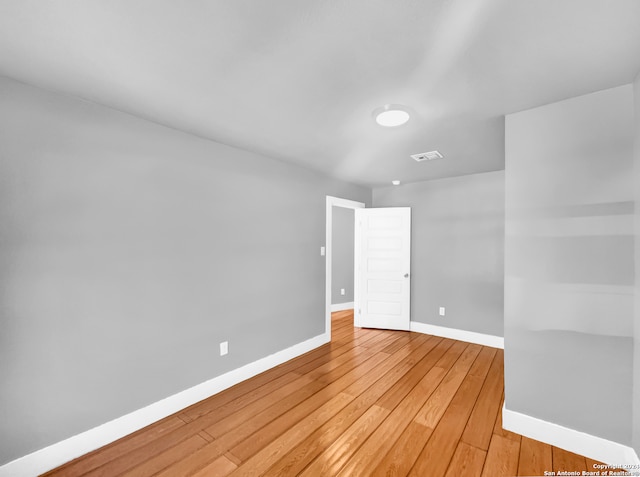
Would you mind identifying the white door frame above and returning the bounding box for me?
[325,196,366,340]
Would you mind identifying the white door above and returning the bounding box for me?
[354,207,411,331]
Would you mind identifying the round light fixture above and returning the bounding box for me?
[392,180,401,186]
[373,104,410,127]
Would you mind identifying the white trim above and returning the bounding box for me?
[325,196,365,342]
[409,321,504,349]
[330,302,354,312]
[0,333,329,477]
[502,404,640,467]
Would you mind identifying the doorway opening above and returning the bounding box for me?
[325,196,365,341]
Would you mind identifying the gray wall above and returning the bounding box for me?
[504,84,635,445]
[331,206,354,305]
[634,72,640,456]
[373,171,505,337]
[0,77,370,465]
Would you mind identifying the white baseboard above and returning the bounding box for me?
[331,302,354,312]
[409,321,504,349]
[0,333,329,477]
[502,404,640,467]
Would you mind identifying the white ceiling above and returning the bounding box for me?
[1,0,639,187]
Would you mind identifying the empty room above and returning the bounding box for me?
[1,1,640,476]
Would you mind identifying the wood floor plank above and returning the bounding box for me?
[409,373,487,477]
[332,321,350,332]
[339,335,432,398]
[313,346,389,388]
[205,374,318,438]
[227,393,356,477]
[181,370,302,422]
[480,434,521,477]
[292,340,368,377]
[151,441,231,477]
[461,348,504,450]
[518,436,552,476]
[332,310,353,321]
[373,339,463,418]
[209,378,327,444]
[276,339,355,373]
[179,371,305,430]
[81,432,209,477]
[410,353,495,477]
[298,405,391,476]
[413,343,482,429]
[553,446,587,474]
[371,421,433,476]
[225,381,346,463]
[181,351,392,475]
[261,338,446,477]
[261,386,388,477]
[380,331,421,354]
[197,430,215,442]
[301,345,374,381]
[337,340,469,476]
[433,340,469,370]
[131,378,324,476]
[469,347,498,378]
[351,328,391,348]
[337,365,448,476]
[190,455,238,477]
[333,319,352,330]
[152,375,352,476]
[359,332,403,354]
[444,441,487,477]
[222,348,394,464]
[229,333,434,466]
[374,337,450,411]
[120,434,209,477]
[42,416,186,477]
[44,311,606,477]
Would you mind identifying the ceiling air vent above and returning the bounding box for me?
[411,150,443,162]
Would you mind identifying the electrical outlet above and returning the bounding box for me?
[220,341,228,356]
[439,307,446,316]
[340,288,345,296]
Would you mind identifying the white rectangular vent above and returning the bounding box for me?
[411,150,443,162]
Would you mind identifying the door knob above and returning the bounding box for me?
[404,273,409,278]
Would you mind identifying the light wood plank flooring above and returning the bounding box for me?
[44,310,620,476]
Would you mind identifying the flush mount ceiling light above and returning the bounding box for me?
[392,180,401,185]
[373,104,410,127]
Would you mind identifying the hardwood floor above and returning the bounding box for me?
[44,310,620,476]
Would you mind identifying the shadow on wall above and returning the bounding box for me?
[504,84,635,446]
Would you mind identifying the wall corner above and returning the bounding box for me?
[633,71,640,457]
